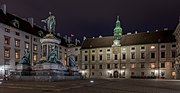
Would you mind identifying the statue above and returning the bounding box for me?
[69,55,76,67]
[41,12,56,33]
[19,49,30,65]
[48,47,58,63]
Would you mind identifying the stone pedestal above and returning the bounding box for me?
[16,64,30,71]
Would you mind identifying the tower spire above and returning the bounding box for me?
[113,16,122,40]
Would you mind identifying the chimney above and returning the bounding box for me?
[164,28,168,30]
[1,4,6,14]
[83,36,86,40]
[135,31,137,34]
[57,33,60,37]
[68,36,71,43]
[75,38,78,45]
[63,35,68,43]
[27,17,34,27]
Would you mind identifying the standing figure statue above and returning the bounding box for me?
[19,49,30,65]
[69,55,76,67]
[41,12,56,33]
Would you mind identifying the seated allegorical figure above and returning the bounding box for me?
[19,49,30,65]
[48,48,58,63]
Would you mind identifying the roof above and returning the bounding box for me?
[0,9,68,47]
[81,30,176,49]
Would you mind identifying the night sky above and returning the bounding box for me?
[1,0,180,40]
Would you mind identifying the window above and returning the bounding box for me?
[75,56,78,61]
[131,47,135,50]
[99,72,102,76]
[131,52,135,59]
[25,42,29,49]
[114,64,118,69]
[4,59,10,65]
[33,38,37,42]
[33,53,37,62]
[4,48,10,58]
[25,35,29,39]
[15,39,20,47]
[141,72,145,76]
[92,50,95,53]
[172,44,176,48]
[151,52,155,59]
[114,54,118,60]
[92,65,95,69]
[15,32,20,36]
[122,64,126,68]
[99,64,102,69]
[15,50,20,59]
[99,50,102,52]
[172,51,176,58]
[141,46,145,50]
[131,64,135,68]
[107,54,110,60]
[107,64,110,69]
[92,72,94,76]
[85,51,88,53]
[5,28,10,33]
[141,63,145,68]
[161,45,165,48]
[122,54,126,60]
[150,63,155,68]
[33,44,37,51]
[85,55,88,61]
[141,52,145,59]
[75,48,78,51]
[161,63,165,68]
[99,55,102,61]
[4,36,10,45]
[92,55,95,61]
[131,72,134,76]
[85,65,87,69]
[107,49,110,52]
[161,52,165,58]
[151,72,155,76]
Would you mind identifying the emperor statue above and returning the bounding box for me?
[42,12,56,33]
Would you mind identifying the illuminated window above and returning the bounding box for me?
[4,36,10,45]
[25,42,29,49]
[33,53,37,62]
[33,44,37,51]
[4,48,10,58]
[151,46,155,49]
[15,50,20,59]
[141,63,145,68]
[15,39,20,47]
[5,28,10,33]
[150,63,155,68]
[131,64,135,69]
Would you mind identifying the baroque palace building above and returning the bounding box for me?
[0,5,178,79]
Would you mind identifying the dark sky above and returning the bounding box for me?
[1,0,180,40]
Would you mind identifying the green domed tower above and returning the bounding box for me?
[112,16,122,47]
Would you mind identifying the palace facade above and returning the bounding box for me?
[0,5,179,79]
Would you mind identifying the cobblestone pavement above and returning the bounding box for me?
[0,79,180,93]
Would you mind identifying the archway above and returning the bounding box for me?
[114,71,119,78]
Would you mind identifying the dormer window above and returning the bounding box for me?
[11,19,19,28]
